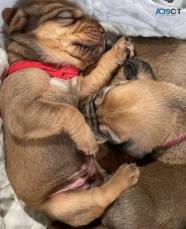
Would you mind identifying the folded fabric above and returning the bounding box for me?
[154,0,184,8]
[0,0,186,38]
[0,42,8,83]
[70,0,186,39]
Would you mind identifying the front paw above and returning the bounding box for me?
[112,37,134,65]
[75,129,98,155]
[115,163,139,188]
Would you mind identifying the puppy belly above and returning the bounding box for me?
[51,156,100,196]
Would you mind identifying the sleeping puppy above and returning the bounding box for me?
[0,0,138,227]
[81,59,186,229]
[106,32,186,87]
[133,37,186,88]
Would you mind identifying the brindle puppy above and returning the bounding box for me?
[81,59,186,229]
[0,0,138,227]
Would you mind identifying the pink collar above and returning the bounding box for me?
[162,133,186,148]
[8,60,79,80]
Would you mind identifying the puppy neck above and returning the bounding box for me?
[7,60,79,80]
[162,133,186,148]
[154,142,186,164]
[154,125,186,164]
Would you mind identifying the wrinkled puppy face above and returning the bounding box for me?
[3,0,105,69]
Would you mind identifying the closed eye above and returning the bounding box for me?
[54,17,75,26]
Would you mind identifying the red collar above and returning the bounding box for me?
[8,60,80,80]
[162,133,186,148]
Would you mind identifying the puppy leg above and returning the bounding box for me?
[8,99,98,155]
[41,164,139,227]
[79,37,134,99]
[101,187,162,229]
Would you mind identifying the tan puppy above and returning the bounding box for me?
[0,0,139,227]
[106,33,186,87]
[133,37,186,88]
[81,59,186,229]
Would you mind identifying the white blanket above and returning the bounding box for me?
[0,0,186,228]
[72,0,186,39]
[1,0,186,38]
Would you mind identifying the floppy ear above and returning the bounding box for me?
[99,124,122,144]
[124,58,155,80]
[2,8,28,34]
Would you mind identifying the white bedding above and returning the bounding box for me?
[72,0,186,39]
[0,0,186,228]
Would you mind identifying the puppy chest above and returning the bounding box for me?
[50,77,79,105]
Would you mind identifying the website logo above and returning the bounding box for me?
[156,8,182,15]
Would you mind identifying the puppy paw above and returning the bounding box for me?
[112,37,134,65]
[114,163,139,188]
[75,130,98,155]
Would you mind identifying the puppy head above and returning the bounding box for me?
[111,57,155,84]
[82,58,175,159]
[2,0,105,69]
[95,79,175,158]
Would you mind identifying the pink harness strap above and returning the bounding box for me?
[162,133,186,148]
